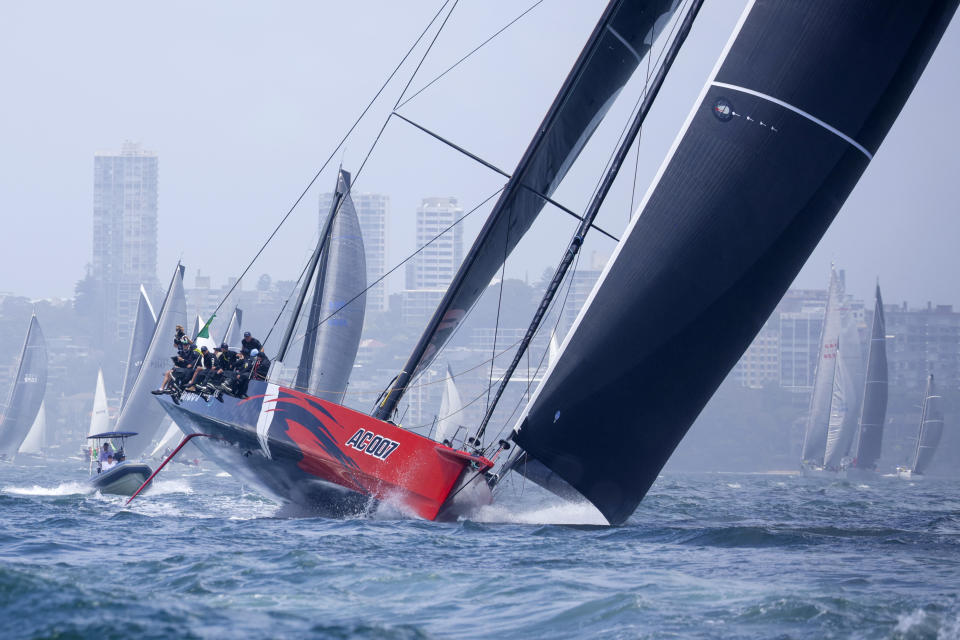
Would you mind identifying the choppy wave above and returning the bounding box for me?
[1,460,958,639]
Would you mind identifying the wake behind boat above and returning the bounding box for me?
[87,432,153,496]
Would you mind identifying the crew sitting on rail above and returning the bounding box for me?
[240,331,262,354]
[153,347,199,395]
[185,345,216,391]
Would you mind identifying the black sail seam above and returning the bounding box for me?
[711,81,873,160]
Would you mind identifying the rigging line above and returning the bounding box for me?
[394,0,461,109]
[630,17,656,221]
[484,251,579,455]
[391,111,620,242]
[275,186,504,356]
[396,0,546,110]
[207,0,453,321]
[485,217,511,416]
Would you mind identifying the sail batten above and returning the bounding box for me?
[511,0,958,525]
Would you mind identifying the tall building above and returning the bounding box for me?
[885,302,960,391]
[92,141,159,340]
[401,197,464,325]
[320,191,389,313]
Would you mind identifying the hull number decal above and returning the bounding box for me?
[345,429,400,461]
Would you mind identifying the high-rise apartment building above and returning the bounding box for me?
[92,142,159,340]
[320,191,389,313]
[401,197,464,325]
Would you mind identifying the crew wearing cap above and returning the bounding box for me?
[240,331,262,355]
[186,345,216,390]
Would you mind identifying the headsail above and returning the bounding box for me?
[299,170,367,402]
[435,365,463,444]
[116,264,188,458]
[221,307,244,348]
[823,340,856,469]
[801,268,842,465]
[88,369,110,437]
[512,0,958,525]
[852,284,888,470]
[375,0,686,420]
[912,374,944,474]
[0,315,48,459]
[18,402,47,456]
[120,286,157,412]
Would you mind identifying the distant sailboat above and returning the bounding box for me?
[823,339,856,470]
[220,307,243,348]
[88,369,110,437]
[115,264,188,459]
[0,314,48,461]
[850,284,888,475]
[898,375,944,478]
[149,421,180,459]
[435,364,463,445]
[17,402,47,457]
[120,286,157,412]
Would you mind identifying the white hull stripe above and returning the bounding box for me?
[711,81,873,160]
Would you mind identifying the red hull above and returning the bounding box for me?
[159,382,493,521]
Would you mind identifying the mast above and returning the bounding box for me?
[374,0,688,421]
[474,0,705,443]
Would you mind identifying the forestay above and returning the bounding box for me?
[513,0,959,525]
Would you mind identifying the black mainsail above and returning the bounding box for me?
[912,374,944,474]
[512,0,958,524]
[375,0,685,420]
[852,284,888,470]
[0,315,48,459]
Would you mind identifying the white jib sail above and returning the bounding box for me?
[88,369,110,437]
[435,365,463,444]
[149,421,180,459]
[17,402,47,455]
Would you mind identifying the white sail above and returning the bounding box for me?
[548,330,561,369]
[801,267,843,465]
[221,308,243,349]
[17,402,47,455]
[149,421,180,459]
[195,314,218,351]
[823,342,857,469]
[87,369,110,437]
[435,365,463,444]
[115,264,188,459]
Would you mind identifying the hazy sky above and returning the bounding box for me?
[1,1,958,309]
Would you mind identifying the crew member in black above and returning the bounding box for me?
[186,345,216,390]
[240,331,262,354]
[154,347,199,396]
[250,349,271,382]
[219,351,247,396]
[174,325,192,353]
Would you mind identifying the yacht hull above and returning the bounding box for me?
[156,381,492,520]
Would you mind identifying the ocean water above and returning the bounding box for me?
[1,458,958,639]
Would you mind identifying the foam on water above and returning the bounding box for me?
[2,481,93,497]
[472,499,608,525]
